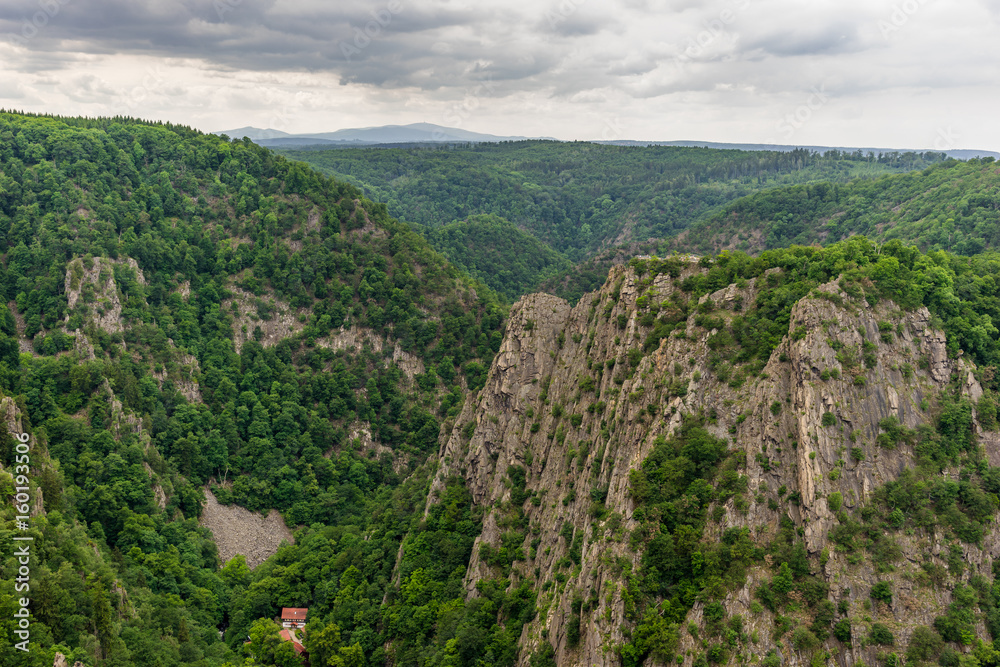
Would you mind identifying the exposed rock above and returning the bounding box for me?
[64,256,142,334]
[336,421,408,473]
[153,484,167,510]
[7,300,35,353]
[223,285,305,354]
[104,379,144,440]
[0,395,25,433]
[32,486,44,517]
[149,350,203,403]
[200,488,295,569]
[346,199,388,239]
[317,326,425,380]
[431,264,992,667]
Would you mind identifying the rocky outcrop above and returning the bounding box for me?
[53,652,85,667]
[8,300,36,353]
[149,350,203,404]
[64,256,144,335]
[431,263,991,667]
[1,395,25,433]
[223,285,305,354]
[317,326,425,380]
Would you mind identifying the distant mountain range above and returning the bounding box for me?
[213,122,544,146]
[213,124,1000,160]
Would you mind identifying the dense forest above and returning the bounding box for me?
[672,157,1000,255]
[277,142,947,289]
[0,111,509,666]
[424,214,573,300]
[4,111,1000,667]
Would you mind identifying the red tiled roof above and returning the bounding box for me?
[281,608,308,620]
[279,629,306,654]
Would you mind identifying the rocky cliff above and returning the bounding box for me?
[430,259,995,666]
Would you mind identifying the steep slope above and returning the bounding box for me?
[0,111,505,665]
[430,241,1000,666]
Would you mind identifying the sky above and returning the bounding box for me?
[0,0,996,150]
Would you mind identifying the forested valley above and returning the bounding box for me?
[279,142,948,301]
[3,112,1000,667]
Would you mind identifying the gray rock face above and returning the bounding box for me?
[64,256,133,335]
[430,265,992,667]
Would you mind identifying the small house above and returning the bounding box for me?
[281,607,308,628]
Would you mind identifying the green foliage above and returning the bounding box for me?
[676,158,1000,257]
[833,619,852,643]
[762,651,781,667]
[530,642,557,667]
[869,623,895,645]
[659,236,1000,376]
[827,492,842,513]
[877,416,911,450]
[0,111,514,667]
[906,626,944,662]
[426,214,573,300]
[871,581,893,606]
[791,626,821,652]
[631,236,1000,387]
[934,584,978,644]
[11,111,1000,667]
[621,414,751,662]
[281,143,943,302]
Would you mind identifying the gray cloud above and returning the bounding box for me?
[0,0,994,149]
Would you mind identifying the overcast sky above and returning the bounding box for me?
[0,0,996,150]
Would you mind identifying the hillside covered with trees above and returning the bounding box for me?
[0,111,508,666]
[672,157,1000,255]
[277,142,947,292]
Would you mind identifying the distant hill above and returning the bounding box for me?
[214,122,544,146]
[600,139,1000,162]
[277,141,949,264]
[671,157,1000,255]
[215,127,999,159]
[214,126,295,141]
